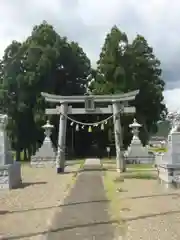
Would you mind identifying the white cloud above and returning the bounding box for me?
[0,0,179,110]
[163,89,180,112]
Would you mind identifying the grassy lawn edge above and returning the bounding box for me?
[102,170,127,236]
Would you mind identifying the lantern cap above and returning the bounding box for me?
[129,118,141,128]
[42,120,54,129]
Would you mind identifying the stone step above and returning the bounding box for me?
[83,158,102,170]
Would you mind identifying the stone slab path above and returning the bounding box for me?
[45,158,116,240]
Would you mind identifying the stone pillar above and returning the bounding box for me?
[56,102,68,173]
[158,129,180,186]
[0,114,21,189]
[112,101,125,172]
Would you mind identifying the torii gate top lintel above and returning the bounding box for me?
[41,90,139,103]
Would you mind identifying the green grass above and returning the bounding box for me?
[149,147,167,153]
[102,158,154,170]
[12,151,25,161]
[103,172,123,221]
[103,171,129,236]
[103,165,157,236]
[127,163,154,169]
[74,159,85,165]
[122,172,157,180]
[66,159,85,165]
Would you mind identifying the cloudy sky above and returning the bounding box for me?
[0,0,179,111]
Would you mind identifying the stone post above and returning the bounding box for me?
[56,102,68,173]
[112,101,125,172]
[0,114,21,189]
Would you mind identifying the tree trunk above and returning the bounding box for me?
[24,149,28,161]
[16,150,21,161]
[27,145,32,161]
[32,143,37,155]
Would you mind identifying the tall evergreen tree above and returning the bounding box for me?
[0,21,91,160]
[126,35,167,142]
[91,26,167,145]
[92,26,128,94]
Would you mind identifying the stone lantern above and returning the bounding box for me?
[125,118,153,164]
[42,120,54,142]
[129,118,142,139]
[31,120,56,167]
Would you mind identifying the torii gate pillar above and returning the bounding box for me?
[56,103,68,173]
[113,101,125,172]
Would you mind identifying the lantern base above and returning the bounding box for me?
[30,137,56,167]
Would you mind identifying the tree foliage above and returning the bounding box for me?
[91,25,167,146]
[0,21,91,160]
[0,22,167,159]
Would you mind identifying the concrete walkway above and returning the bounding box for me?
[45,158,116,239]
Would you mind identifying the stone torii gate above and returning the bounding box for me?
[41,90,139,173]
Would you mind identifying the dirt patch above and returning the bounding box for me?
[0,163,81,239]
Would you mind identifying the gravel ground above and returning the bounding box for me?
[0,162,81,240]
[106,170,180,240]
